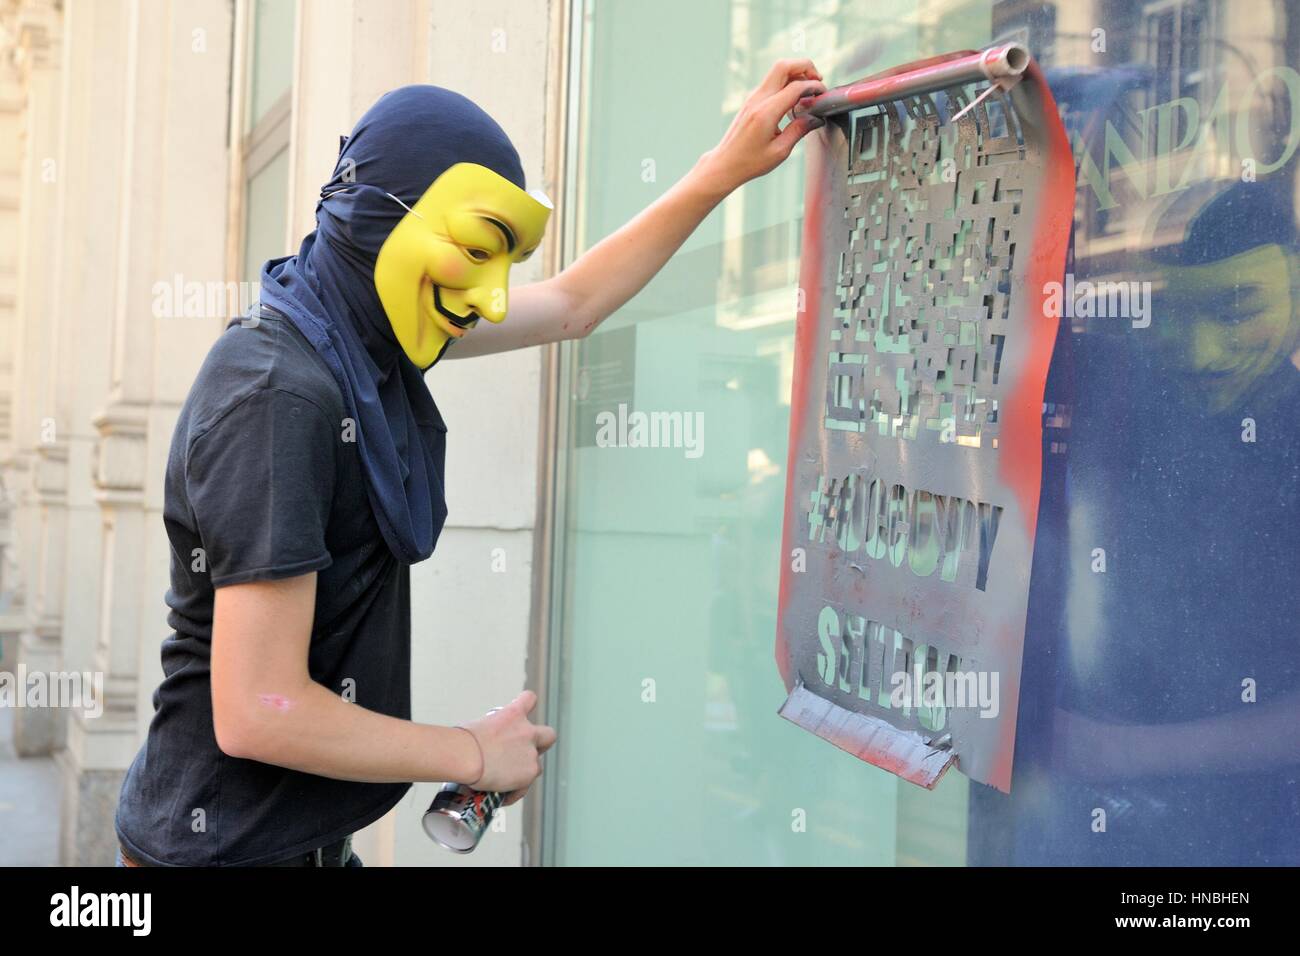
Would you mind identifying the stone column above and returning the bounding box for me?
[3,0,65,757]
[60,0,232,865]
[47,0,124,707]
[0,5,29,665]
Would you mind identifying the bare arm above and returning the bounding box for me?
[449,58,826,359]
[210,572,554,797]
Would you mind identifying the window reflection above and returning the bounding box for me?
[553,0,1300,866]
[977,0,1300,866]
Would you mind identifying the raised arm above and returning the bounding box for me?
[448,58,826,359]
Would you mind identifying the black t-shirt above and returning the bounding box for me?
[115,310,445,866]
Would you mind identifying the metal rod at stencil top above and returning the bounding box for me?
[793,43,1031,120]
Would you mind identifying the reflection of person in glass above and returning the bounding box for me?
[1037,177,1300,865]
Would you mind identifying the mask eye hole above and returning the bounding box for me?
[464,247,491,263]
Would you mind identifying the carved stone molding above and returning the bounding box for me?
[32,439,67,502]
[90,403,147,497]
[0,465,23,613]
[5,0,62,74]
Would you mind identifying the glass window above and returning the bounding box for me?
[239,0,294,285]
[241,147,289,283]
[246,0,295,134]
[545,0,1300,865]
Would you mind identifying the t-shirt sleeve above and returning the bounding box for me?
[186,387,337,587]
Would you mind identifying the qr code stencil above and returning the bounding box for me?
[825,86,1027,450]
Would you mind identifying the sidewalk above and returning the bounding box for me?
[0,701,62,866]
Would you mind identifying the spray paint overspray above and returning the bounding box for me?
[775,46,1075,792]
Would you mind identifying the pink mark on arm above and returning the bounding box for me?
[258,693,294,712]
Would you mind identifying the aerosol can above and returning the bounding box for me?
[422,783,503,853]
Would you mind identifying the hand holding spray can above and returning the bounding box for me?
[424,696,552,852]
[422,707,503,853]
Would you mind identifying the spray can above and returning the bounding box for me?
[422,783,504,853]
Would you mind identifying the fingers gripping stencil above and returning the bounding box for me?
[775,45,1074,792]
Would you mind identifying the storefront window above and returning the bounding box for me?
[239,0,294,283]
[245,0,294,134]
[545,0,1300,865]
[241,148,290,282]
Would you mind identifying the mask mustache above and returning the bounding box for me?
[433,284,479,329]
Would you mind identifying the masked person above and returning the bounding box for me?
[114,67,825,866]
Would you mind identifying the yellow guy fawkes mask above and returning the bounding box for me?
[374,162,552,368]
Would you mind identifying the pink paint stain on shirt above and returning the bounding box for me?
[258,694,294,712]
